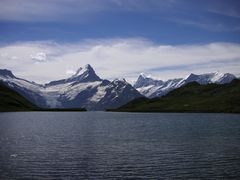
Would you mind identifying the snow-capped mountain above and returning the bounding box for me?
[0,65,142,110]
[1,66,237,109]
[184,72,236,85]
[134,72,237,98]
[0,69,46,107]
[134,73,164,89]
[134,74,184,98]
[45,64,102,87]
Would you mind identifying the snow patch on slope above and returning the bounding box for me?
[135,72,236,98]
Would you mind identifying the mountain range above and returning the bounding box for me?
[0,64,238,111]
[134,72,237,98]
[112,79,240,113]
[0,65,142,110]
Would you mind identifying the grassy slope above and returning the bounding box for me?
[0,82,39,111]
[112,79,240,113]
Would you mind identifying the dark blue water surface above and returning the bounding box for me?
[0,112,240,179]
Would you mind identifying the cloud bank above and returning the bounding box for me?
[0,39,240,84]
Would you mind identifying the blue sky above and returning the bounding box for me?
[1,0,240,44]
[0,0,240,83]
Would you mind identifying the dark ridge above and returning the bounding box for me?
[0,69,15,78]
[0,82,39,111]
[0,82,87,112]
[110,79,240,113]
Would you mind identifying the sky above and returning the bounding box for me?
[0,0,240,83]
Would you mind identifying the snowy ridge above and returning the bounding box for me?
[184,72,236,85]
[0,65,142,110]
[134,72,237,98]
[134,73,164,89]
[0,66,237,109]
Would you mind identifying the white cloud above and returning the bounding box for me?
[31,52,47,62]
[0,39,240,84]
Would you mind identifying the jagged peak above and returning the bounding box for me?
[74,67,83,76]
[67,64,101,83]
[0,69,15,78]
[46,64,101,86]
[82,64,94,73]
[111,78,130,88]
[185,73,197,79]
[134,72,164,88]
[72,64,94,77]
[212,71,234,77]
[113,78,127,83]
[138,73,154,80]
[139,73,147,78]
[84,64,92,69]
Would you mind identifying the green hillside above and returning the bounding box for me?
[0,82,39,111]
[111,79,240,113]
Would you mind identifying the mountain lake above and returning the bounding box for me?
[0,112,240,179]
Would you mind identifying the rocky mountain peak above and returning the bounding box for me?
[0,69,15,78]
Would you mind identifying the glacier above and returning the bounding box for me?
[0,65,142,110]
[0,66,238,110]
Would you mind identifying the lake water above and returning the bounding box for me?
[0,112,239,179]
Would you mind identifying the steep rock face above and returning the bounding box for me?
[94,79,143,110]
[58,79,142,110]
[45,64,102,87]
[134,73,184,98]
[0,69,15,78]
[134,72,237,98]
[0,65,142,110]
[134,73,164,89]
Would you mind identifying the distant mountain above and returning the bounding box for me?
[0,69,47,107]
[0,81,39,111]
[0,65,142,110]
[45,64,102,87]
[184,72,236,84]
[134,72,237,98]
[134,73,164,89]
[112,79,240,113]
[1,66,237,111]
